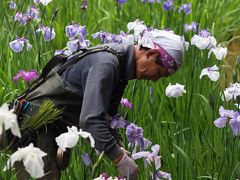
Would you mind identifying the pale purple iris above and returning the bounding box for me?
[13,70,38,82]
[9,37,32,53]
[14,12,32,25]
[67,37,90,52]
[162,0,174,11]
[132,144,161,170]
[178,3,191,14]
[37,25,56,41]
[214,106,234,128]
[126,123,144,147]
[142,0,161,3]
[120,98,133,109]
[110,116,129,129]
[81,153,92,166]
[9,1,17,10]
[26,7,40,20]
[81,0,87,9]
[198,29,211,38]
[65,24,86,38]
[54,49,72,56]
[229,112,240,136]
[92,31,112,44]
[116,0,127,4]
[154,171,172,180]
[184,22,198,32]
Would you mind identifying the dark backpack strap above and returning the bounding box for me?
[57,46,120,75]
[17,54,68,100]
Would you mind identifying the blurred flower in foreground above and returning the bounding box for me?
[55,126,95,151]
[178,3,191,14]
[9,37,32,53]
[191,30,216,50]
[67,38,90,52]
[208,44,228,60]
[127,19,147,41]
[34,0,52,6]
[162,0,174,11]
[199,65,220,82]
[9,1,17,10]
[13,70,39,82]
[36,25,56,41]
[165,83,186,98]
[0,103,21,137]
[3,143,46,178]
[81,153,92,166]
[92,31,112,44]
[222,83,240,102]
[121,98,133,109]
[184,22,198,33]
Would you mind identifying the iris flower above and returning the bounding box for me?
[222,83,240,102]
[214,106,234,128]
[9,37,32,53]
[36,25,55,41]
[208,44,228,60]
[34,0,52,6]
[4,143,47,178]
[0,103,21,137]
[199,65,220,82]
[165,83,186,98]
[120,98,133,109]
[55,126,95,151]
[191,30,217,50]
[178,3,191,14]
[13,70,38,82]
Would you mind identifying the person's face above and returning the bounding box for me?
[135,49,169,82]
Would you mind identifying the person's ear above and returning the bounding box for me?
[146,49,159,59]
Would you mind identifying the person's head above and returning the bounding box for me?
[135,29,188,81]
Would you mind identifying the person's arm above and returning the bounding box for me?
[79,62,122,160]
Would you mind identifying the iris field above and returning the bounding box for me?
[1,0,240,179]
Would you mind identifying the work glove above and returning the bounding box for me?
[120,147,131,157]
[116,153,139,180]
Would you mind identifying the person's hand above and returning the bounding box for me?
[115,153,139,180]
[120,147,131,157]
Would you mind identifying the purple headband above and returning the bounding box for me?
[154,43,178,75]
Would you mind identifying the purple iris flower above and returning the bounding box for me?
[126,123,144,148]
[14,12,32,25]
[162,0,174,11]
[110,116,129,129]
[67,37,90,52]
[120,98,133,109]
[154,171,172,180]
[92,31,112,44]
[229,112,240,136]
[81,0,87,9]
[116,0,127,4]
[178,3,191,14]
[214,106,235,128]
[9,1,17,10]
[26,7,40,20]
[13,70,38,82]
[132,144,161,169]
[9,37,32,53]
[65,24,86,38]
[184,22,198,32]
[198,29,211,38]
[54,49,72,56]
[81,153,92,166]
[37,25,56,41]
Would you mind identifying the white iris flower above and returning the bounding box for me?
[165,83,186,98]
[199,65,220,82]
